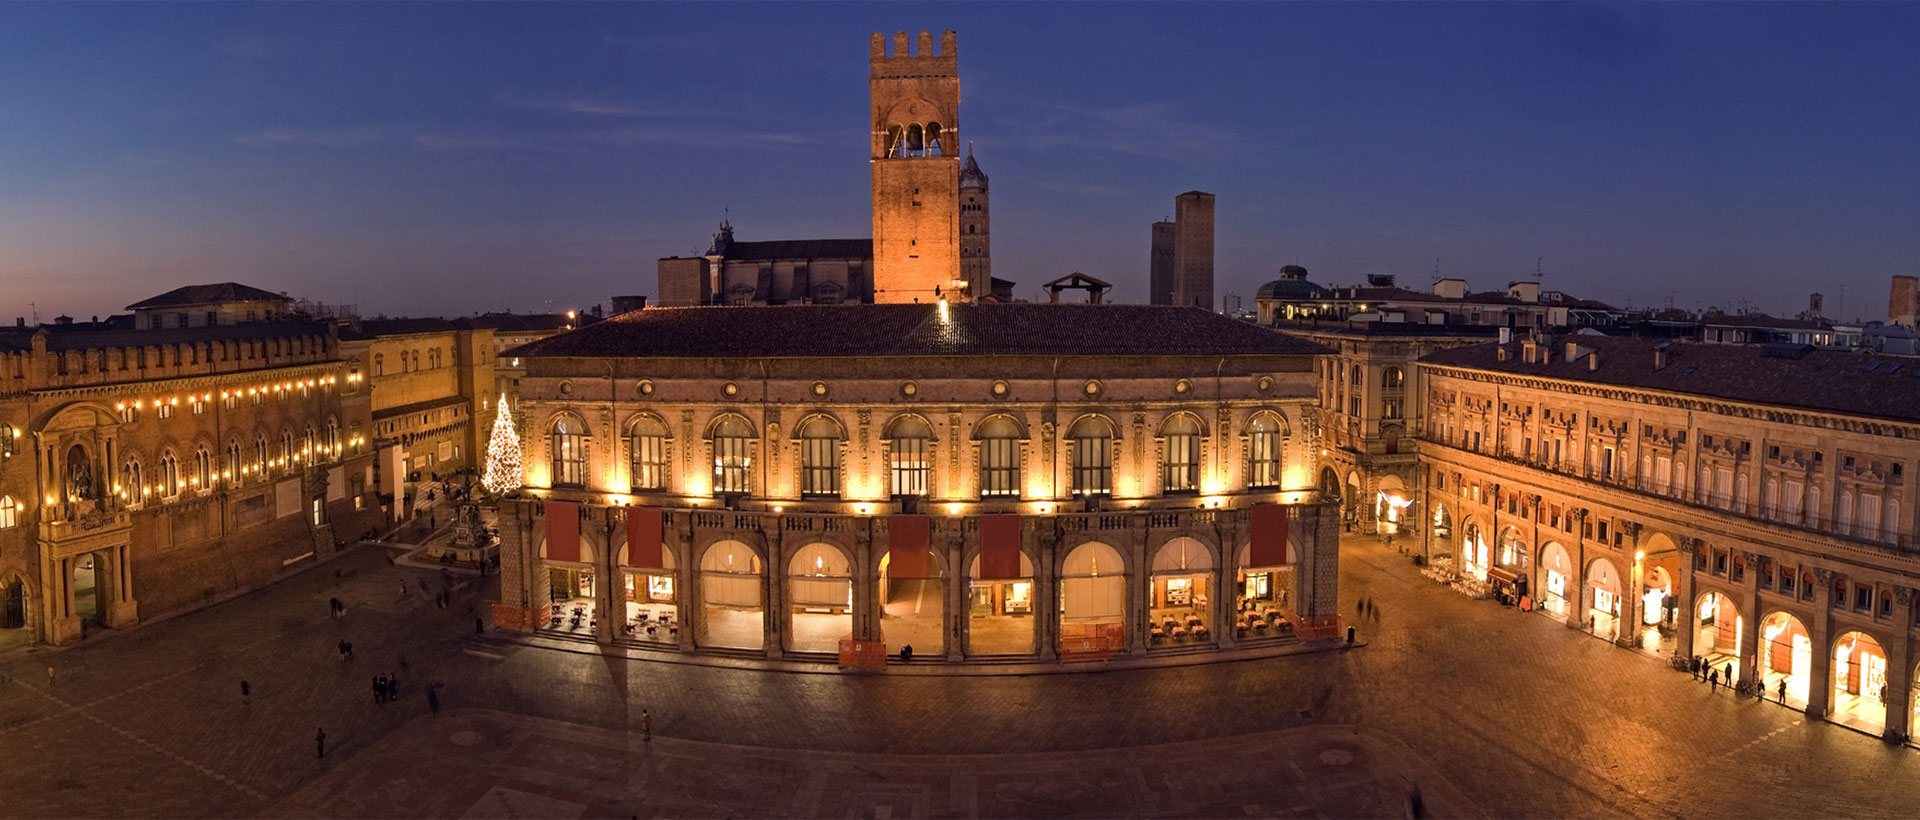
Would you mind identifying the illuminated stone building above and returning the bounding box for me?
[490,303,1343,664]
[0,284,382,647]
[338,319,497,517]
[1419,333,1920,739]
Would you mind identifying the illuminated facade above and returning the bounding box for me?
[0,287,381,646]
[339,318,497,517]
[1420,333,1920,739]
[491,303,1344,663]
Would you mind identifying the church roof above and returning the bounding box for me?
[960,143,988,192]
[720,239,873,261]
[508,304,1329,359]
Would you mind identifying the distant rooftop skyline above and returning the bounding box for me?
[2,3,1916,321]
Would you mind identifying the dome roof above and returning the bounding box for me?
[1257,277,1323,300]
[1279,264,1309,277]
[959,143,988,192]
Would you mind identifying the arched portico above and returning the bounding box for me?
[538,532,601,633]
[1832,631,1888,734]
[1538,542,1573,620]
[786,542,853,654]
[0,572,32,650]
[1760,611,1811,708]
[1586,557,1623,641]
[1694,590,1744,685]
[696,539,764,651]
[879,547,945,656]
[1058,541,1125,654]
[1149,537,1216,646]
[615,538,679,644]
[967,549,1035,656]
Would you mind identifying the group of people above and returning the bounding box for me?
[1689,654,1789,703]
[372,672,402,703]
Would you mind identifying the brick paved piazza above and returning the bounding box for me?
[1,536,1913,818]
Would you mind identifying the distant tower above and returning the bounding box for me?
[1809,292,1825,319]
[1149,220,1176,305]
[1890,275,1918,328]
[1172,191,1215,309]
[1222,292,1242,316]
[870,30,962,303]
[959,143,991,299]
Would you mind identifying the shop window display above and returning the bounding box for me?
[1149,538,1214,645]
[968,551,1035,655]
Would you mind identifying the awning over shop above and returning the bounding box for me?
[625,506,663,569]
[887,514,930,578]
[1250,504,1291,566]
[545,501,580,562]
[1487,566,1519,584]
[979,514,1023,579]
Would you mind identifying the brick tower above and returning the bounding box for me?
[959,142,991,299]
[870,30,962,303]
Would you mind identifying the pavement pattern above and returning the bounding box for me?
[0,535,1913,818]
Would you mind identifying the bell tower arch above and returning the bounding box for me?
[870,30,962,303]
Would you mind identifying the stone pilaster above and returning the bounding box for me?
[1883,587,1915,740]
[1808,568,1836,718]
[1673,538,1698,659]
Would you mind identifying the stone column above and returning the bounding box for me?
[1883,587,1915,740]
[1738,551,1764,687]
[1807,569,1836,718]
[595,510,619,644]
[1617,522,1644,647]
[1035,522,1058,662]
[1566,531,1588,632]
[1128,518,1148,655]
[853,519,878,643]
[676,517,697,651]
[1674,539,1698,659]
[946,523,965,662]
[763,525,784,659]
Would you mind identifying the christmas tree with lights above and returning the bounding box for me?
[482,393,522,495]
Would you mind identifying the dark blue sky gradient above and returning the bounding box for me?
[2,3,1916,320]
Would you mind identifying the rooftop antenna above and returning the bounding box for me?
[1535,256,1544,281]
[29,303,38,325]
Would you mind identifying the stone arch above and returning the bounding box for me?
[1760,610,1812,707]
[703,412,755,440]
[1065,413,1119,440]
[788,412,848,441]
[1157,411,1209,437]
[1586,556,1626,640]
[545,409,591,438]
[1832,630,1890,733]
[624,410,673,439]
[30,400,121,436]
[0,570,33,636]
[883,412,938,441]
[1246,409,1291,437]
[972,413,1028,440]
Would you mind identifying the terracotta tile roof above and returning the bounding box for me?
[510,304,1331,359]
[125,282,289,310]
[1421,334,1920,423]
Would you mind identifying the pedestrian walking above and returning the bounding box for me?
[1689,656,1700,680]
[474,617,485,635]
[46,666,55,688]
[427,684,440,715]
[316,727,327,758]
[240,680,251,706]
[1777,679,1787,703]
[400,581,409,599]
[1356,600,1364,618]
[329,597,342,618]
[388,671,399,698]
[1709,668,1720,693]
[641,709,652,743]
[1371,602,1380,623]
[345,641,354,661]
[373,675,385,704]
[1409,784,1425,819]
[1724,662,1734,685]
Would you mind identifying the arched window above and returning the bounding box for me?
[1349,364,1363,385]
[0,495,17,528]
[255,435,269,473]
[711,416,753,495]
[193,447,212,490]
[373,353,384,376]
[550,417,587,487]
[1069,416,1114,497]
[349,423,364,455]
[1160,415,1201,494]
[281,430,294,468]
[1248,412,1284,489]
[160,452,180,497]
[976,416,1021,498]
[798,416,842,498]
[887,415,932,497]
[227,440,242,483]
[303,425,317,461]
[122,458,144,504]
[629,416,668,491]
[1383,367,1405,389]
[0,424,13,458]
[326,418,339,453]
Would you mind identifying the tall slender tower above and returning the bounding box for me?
[959,143,991,299]
[870,30,962,304]
[1149,220,1176,305]
[1172,191,1215,310]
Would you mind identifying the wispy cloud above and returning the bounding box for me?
[499,91,687,119]
[999,101,1242,159]
[414,123,824,154]
[603,34,710,52]
[234,127,390,147]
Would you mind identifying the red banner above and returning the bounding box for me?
[887,514,931,578]
[544,501,581,562]
[979,514,1023,579]
[625,507,663,569]
[1250,503,1290,567]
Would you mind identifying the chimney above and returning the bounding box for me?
[1654,344,1670,371]
[1588,351,1600,371]
[1498,327,1512,344]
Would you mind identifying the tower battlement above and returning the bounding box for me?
[870,30,957,77]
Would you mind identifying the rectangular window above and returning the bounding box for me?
[714,436,751,495]
[551,430,586,487]
[801,437,839,497]
[157,403,174,420]
[1856,586,1872,611]
[980,438,1019,497]
[310,496,327,526]
[1163,433,1199,493]
[1248,430,1280,489]
[1073,437,1111,496]
[890,437,929,497]
[631,435,665,491]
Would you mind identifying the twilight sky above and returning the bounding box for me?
[2,2,1916,321]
